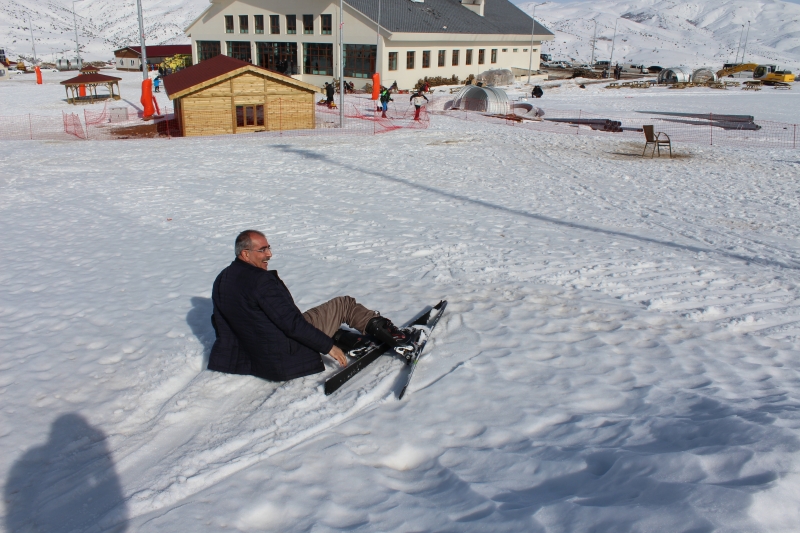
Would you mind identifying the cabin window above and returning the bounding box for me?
[513,48,518,53]
[197,41,222,62]
[422,51,430,68]
[452,50,459,66]
[257,42,298,73]
[438,50,445,67]
[286,15,296,34]
[406,51,415,69]
[465,49,472,66]
[502,48,508,52]
[478,49,485,64]
[321,14,332,35]
[254,15,264,34]
[227,41,252,63]
[303,15,314,34]
[344,44,376,78]
[523,48,528,52]
[388,52,397,71]
[270,15,280,34]
[225,15,234,33]
[491,49,497,63]
[236,105,265,128]
[239,15,248,33]
[303,43,333,75]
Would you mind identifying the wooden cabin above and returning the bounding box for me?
[162,55,321,137]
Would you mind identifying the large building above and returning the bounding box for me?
[185,0,553,89]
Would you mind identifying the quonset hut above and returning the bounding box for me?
[690,67,718,84]
[657,66,693,84]
[448,85,510,113]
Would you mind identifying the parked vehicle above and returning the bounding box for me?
[648,65,663,73]
[541,53,552,62]
[594,60,610,69]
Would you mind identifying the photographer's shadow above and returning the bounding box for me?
[5,413,128,533]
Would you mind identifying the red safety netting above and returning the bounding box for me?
[439,98,799,151]
[63,112,86,140]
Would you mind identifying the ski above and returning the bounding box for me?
[398,300,448,400]
[324,301,445,396]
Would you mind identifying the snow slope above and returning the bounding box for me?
[2,97,800,531]
[0,0,205,63]
[520,0,800,68]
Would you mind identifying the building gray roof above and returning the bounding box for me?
[345,0,553,36]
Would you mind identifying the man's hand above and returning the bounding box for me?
[329,345,347,367]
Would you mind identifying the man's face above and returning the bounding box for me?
[239,234,272,270]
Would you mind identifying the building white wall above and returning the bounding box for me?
[115,57,142,71]
[186,0,548,90]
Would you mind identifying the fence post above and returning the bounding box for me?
[28,114,33,140]
[710,112,713,146]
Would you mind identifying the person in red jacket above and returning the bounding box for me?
[208,230,416,382]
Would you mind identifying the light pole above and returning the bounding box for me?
[741,20,750,64]
[339,0,344,127]
[526,2,545,85]
[28,16,37,64]
[72,0,82,67]
[136,0,148,79]
[609,18,619,66]
[590,19,597,66]
[734,23,744,64]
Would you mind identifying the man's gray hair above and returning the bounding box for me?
[235,230,266,257]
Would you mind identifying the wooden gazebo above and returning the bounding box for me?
[61,73,122,104]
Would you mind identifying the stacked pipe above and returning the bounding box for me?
[544,118,624,132]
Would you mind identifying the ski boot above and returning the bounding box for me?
[366,316,422,362]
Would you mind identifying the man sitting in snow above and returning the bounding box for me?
[208,230,416,382]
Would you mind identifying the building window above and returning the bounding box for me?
[452,49,459,66]
[286,15,296,34]
[513,48,518,53]
[438,50,445,67]
[303,43,333,75]
[344,44,376,78]
[236,105,265,128]
[321,14,332,35]
[406,51,415,69]
[130,59,134,66]
[239,15,248,33]
[491,49,497,63]
[465,49,472,65]
[254,15,264,34]
[227,41,252,62]
[478,49,485,64]
[388,52,397,71]
[197,40,222,62]
[225,15,234,33]
[256,42,298,74]
[270,15,280,34]
[303,15,314,34]
[422,51,430,68]
[523,48,528,52]
[502,48,508,52]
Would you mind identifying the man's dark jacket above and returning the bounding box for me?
[208,259,333,381]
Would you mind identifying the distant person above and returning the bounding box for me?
[153,76,161,93]
[379,86,393,118]
[389,81,398,93]
[324,82,335,107]
[602,68,609,79]
[208,230,421,382]
[532,85,544,98]
[410,90,429,121]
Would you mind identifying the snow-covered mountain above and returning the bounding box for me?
[2,0,800,69]
[0,0,206,63]
[519,0,800,69]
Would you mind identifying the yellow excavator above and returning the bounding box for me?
[716,63,795,84]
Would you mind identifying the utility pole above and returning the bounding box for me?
[590,19,597,66]
[734,23,744,64]
[609,18,619,66]
[28,16,37,64]
[526,2,545,85]
[741,20,750,64]
[72,0,82,67]
[339,0,344,127]
[136,0,148,79]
